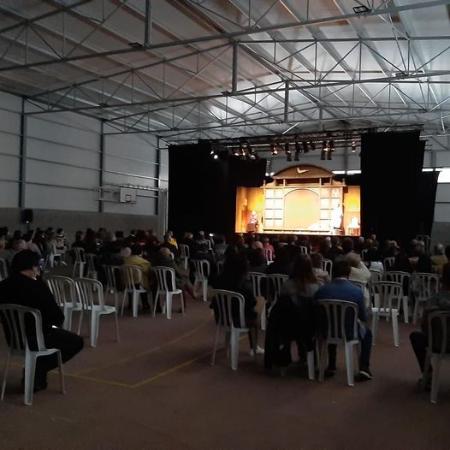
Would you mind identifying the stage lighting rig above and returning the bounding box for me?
[351,140,357,153]
[321,141,327,160]
[302,141,309,153]
[353,4,371,14]
[285,142,292,162]
[271,143,278,155]
[294,140,301,161]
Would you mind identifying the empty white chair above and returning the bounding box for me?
[423,311,450,403]
[45,275,81,331]
[412,273,440,324]
[318,299,360,387]
[385,271,411,323]
[179,244,190,270]
[152,266,184,320]
[192,259,210,302]
[75,278,120,347]
[210,289,255,370]
[0,304,65,406]
[248,271,267,330]
[0,258,8,282]
[371,281,402,347]
[121,265,151,318]
[321,259,333,277]
[72,247,86,278]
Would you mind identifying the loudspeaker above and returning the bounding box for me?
[21,209,34,224]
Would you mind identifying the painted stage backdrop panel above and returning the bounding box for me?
[235,164,361,236]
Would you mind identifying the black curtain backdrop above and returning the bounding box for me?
[417,170,439,236]
[168,143,266,236]
[361,131,425,244]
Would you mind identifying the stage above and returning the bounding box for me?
[235,164,361,236]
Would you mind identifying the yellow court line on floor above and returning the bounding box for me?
[65,373,132,389]
[130,350,212,389]
[74,320,210,376]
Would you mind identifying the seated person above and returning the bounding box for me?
[124,245,152,310]
[211,252,262,354]
[410,263,450,388]
[315,260,373,381]
[0,250,83,391]
[248,247,267,273]
[346,252,371,307]
[431,244,448,275]
[310,252,330,284]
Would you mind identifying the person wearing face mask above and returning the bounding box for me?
[0,250,84,392]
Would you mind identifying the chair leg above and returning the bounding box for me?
[210,326,221,366]
[371,312,379,346]
[307,350,315,381]
[90,313,99,347]
[202,280,208,302]
[152,291,160,317]
[180,292,185,315]
[230,329,239,370]
[392,311,399,347]
[431,355,442,404]
[132,291,138,318]
[413,300,420,325]
[114,311,120,343]
[318,341,327,382]
[77,310,84,336]
[24,353,36,406]
[344,343,355,387]
[64,307,73,331]
[121,290,127,316]
[57,352,66,394]
[402,296,409,324]
[261,303,267,331]
[166,293,172,319]
[1,350,11,401]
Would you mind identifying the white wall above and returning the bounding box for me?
[0,91,165,233]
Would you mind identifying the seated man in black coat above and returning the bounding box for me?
[0,250,84,392]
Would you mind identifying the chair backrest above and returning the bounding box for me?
[412,272,440,300]
[73,247,86,263]
[416,234,431,254]
[350,280,366,292]
[179,244,190,259]
[372,281,402,311]
[263,248,274,262]
[299,246,308,255]
[85,253,96,272]
[428,311,450,355]
[0,304,46,352]
[383,257,395,270]
[192,259,210,279]
[45,275,77,307]
[318,299,359,342]
[267,273,289,301]
[385,271,410,290]
[103,265,120,292]
[122,265,144,291]
[369,269,384,283]
[75,278,104,309]
[0,258,8,281]
[248,272,266,298]
[153,266,177,292]
[321,259,333,276]
[212,289,246,329]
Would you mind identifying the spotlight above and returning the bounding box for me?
[239,142,246,157]
[351,140,357,153]
[353,5,370,14]
[285,142,292,162]
[329,139,335,152]
[213,153,219,160]
[271,143,278,155]
[321,141,327,160]
[233,147,240,156]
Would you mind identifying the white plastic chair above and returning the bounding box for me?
[383,257,395,271]
[179,244,190,270]
[321,259,333,276]
[0,258,8,281]
[75,278,120,347]
[72,247,85,278]
[85,253,97,279]
[412,273,440,325]
[152,266,184,320]
[385,271,411,323]
[248,272,267,330]
[0,304,65,405]
[371,281,402,347]
[210,289,255,370]
[192,259,210,302]
[423,311,450,404]
[103,265,121,308]
[45,275,82,331]
[318,299,360,387]
[121,265,150,318]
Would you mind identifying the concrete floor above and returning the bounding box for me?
[1,293,450,450]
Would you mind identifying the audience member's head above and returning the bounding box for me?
[248,247,265,268]
[434,243,445,256]
[11,249,40,276]
[290,254,317,288]
[333,260,351,279]
[342,238,354,255]
[120,247,132,258]
[12,239,26,252]
[131,244,143,256]
[310,252,323,269]
[346,252,361,268]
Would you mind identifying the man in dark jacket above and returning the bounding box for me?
[0,250,83,391]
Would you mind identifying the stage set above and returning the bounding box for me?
[235,165,361,236]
